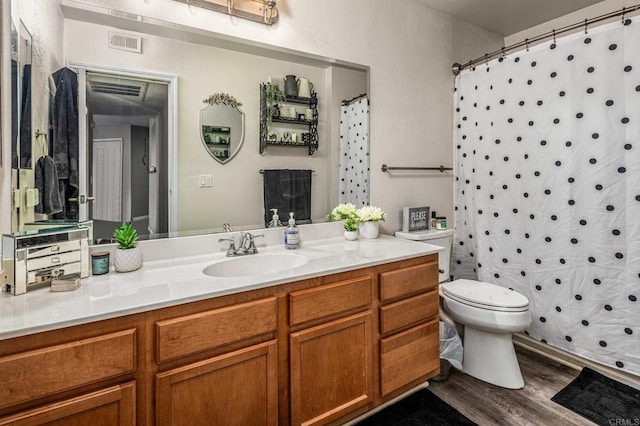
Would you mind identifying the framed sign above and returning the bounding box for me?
[402,206,430,233]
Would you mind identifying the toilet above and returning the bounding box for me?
[395,228,532,389]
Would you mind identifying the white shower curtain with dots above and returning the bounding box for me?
[453,17,640,375]
[339,96,370,207]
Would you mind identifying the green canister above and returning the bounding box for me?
[91,252,110,275]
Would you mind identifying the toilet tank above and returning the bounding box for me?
[395,229,454,283]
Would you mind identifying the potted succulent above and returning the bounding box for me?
[264,82,285,122]
[343,217,359,241]
[356,205,386,239]
[329,203,360,240]
[113,222,143,272]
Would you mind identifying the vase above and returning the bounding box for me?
[358,221,379,239]
[114,247,143,272]
[344,230,358,241]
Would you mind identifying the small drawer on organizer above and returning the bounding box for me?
[379,261,438,302]
[379,290,438,335]
[289,276,372,327]
[156,297,277,363]
[26,239,82,259]
[27,251,82,271]
[0,329,137,410]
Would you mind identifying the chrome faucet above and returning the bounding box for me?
[218,232,264,257]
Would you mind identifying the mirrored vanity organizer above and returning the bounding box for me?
[259,83,319,155]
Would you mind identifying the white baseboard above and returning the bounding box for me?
[513,334,640,390]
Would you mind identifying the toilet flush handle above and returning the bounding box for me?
[439,269,445,274]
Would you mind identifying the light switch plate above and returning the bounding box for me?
[199,174,213,187]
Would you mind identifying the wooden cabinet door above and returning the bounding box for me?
[290,312,373,426]
[155,340,278,426]
[0,382,135,426]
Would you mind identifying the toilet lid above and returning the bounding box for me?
[442,279,529,311]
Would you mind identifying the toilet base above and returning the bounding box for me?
[462,327,524,389]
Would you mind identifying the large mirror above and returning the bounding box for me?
[5,0,369,243]
[200,94,245,164]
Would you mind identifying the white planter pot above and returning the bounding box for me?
[344,230,358,241]
[114,247,143,272]
[358,221,379,239]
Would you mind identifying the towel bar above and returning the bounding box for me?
[381,164,452,173]
[259,169,316,174]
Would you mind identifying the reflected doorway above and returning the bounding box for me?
[73,64,177,243]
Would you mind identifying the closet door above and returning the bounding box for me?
[92,138,123,222]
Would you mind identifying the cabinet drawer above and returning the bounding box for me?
[379,320,439,397]
[156,297,277,363]
[0,329,137,410]
[379,290,438,335]
[379,261,438,302]
[289,276,371,327]
[0,382,136,425]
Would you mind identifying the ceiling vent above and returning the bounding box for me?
[88,76,149,101]
[108,9,142,22]
[108,31,142,53]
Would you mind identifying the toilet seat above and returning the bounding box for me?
[441,279,529,312]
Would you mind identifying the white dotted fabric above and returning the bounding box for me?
[339,97,370,207]
[453,18,640,375]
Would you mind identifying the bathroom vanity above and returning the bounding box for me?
[0,228,442,425]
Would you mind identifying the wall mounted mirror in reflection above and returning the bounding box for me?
[200,94,245,165]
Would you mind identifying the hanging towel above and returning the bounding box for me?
[263,169,312,227]
[11,59,18,169]
[20,64,32,168]
[35,155,63,215]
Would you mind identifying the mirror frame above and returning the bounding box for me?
[199,93,245,165]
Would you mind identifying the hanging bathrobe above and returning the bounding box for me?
[51,67,79,220]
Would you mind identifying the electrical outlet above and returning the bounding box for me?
[199,174,213,187]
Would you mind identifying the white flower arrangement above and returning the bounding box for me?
[356,205,386,223]
[329,203,358,221]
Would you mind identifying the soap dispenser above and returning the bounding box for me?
[268,209,282,227]
[284,212,300,249]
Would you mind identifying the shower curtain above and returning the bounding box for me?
[339,96,370,207]
[453,18,640,376]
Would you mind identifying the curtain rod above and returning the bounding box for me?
[452,3,640,75]
[341,93,368,106]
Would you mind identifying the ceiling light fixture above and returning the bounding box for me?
[177,0,279,25]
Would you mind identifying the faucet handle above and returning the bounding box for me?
[246,234,264,254]
[217,237,237,256]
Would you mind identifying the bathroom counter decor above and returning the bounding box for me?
[0,222,442,339]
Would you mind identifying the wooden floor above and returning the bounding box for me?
[428,346,595,425]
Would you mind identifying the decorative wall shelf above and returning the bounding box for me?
[259,83,318,155]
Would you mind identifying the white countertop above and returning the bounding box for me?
[0,225,442,340]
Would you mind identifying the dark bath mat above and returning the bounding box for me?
[356,388,476,426]
[551,367,640,426]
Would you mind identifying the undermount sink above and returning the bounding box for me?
[202,253,309,277]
